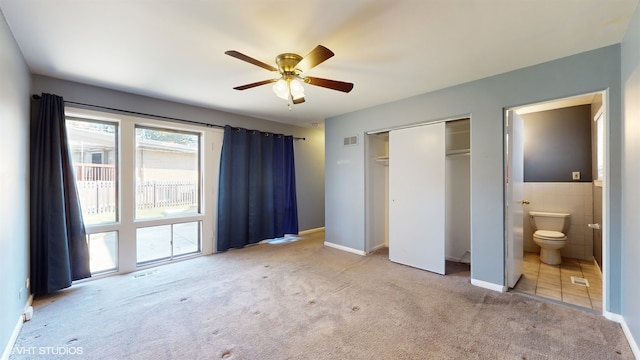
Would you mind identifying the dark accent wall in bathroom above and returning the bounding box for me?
[522,105,592,182]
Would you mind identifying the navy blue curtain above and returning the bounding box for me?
[217,125,299,251]
[30,93,91,296]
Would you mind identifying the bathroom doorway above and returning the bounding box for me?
[504,91,606,313]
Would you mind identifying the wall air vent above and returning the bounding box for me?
[343,135,358,146]
[132,270,159,279]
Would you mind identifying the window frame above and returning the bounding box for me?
[65,107,222,277]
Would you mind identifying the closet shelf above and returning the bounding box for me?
[446,149,471,157]
[375,155,389,165]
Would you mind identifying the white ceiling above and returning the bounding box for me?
[1,0,637,127]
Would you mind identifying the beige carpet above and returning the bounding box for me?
[10,231,633,359]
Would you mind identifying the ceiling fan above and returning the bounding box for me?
[225,45,354,106]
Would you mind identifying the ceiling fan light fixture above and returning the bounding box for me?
[272,79,289,100]
[289,78,305,100]
[226,45,353,107]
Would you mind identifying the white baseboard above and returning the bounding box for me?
[604,310,624,323]
[323,241,366,256]
[367,243,386,253]
[1,295,33,360]
[604,311,640,359]
[1,315,23,360]
[471,278,507,292]
[446,255,471,264]
[619,317,640,359]
[299,227,325,235]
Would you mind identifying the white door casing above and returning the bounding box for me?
[506,110,524,288]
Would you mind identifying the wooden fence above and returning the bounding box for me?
[136,181,198,209]
[77,180,198,214]
[74,164,116,181]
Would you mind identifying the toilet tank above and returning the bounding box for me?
[528,211,571,233]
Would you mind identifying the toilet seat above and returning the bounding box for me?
[534,230,566,241]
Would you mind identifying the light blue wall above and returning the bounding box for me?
[31,75,326,232]
[326,45,623,312]
[0,8,31,358]
[621,2,640,354]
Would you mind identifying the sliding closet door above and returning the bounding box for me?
[389,122,446,274]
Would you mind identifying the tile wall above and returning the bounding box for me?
[523,182,594,261]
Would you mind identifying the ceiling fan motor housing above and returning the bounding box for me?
[276,53,303,78]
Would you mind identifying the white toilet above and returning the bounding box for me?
[528,211,571,265]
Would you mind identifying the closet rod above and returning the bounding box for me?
[31,94,306,140]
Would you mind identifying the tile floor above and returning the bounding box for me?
[514,252,602,312]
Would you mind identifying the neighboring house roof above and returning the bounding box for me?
[67,126,196,154]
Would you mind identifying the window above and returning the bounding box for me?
[66,119,118,224]
[67,118,119,274]
[136,221,201,264]
[91,152,103,164]
[87,231,118,274]
[66,108,221,276]
[135,126,200,220]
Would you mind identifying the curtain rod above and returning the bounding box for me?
[31,94,306,140]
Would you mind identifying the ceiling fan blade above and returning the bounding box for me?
[233,79,278,90]
[292,96,305,104]
[296,45,334,73]
[304,76,354,93]
[225,50,278,72]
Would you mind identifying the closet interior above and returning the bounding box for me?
[365,118,471,273]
